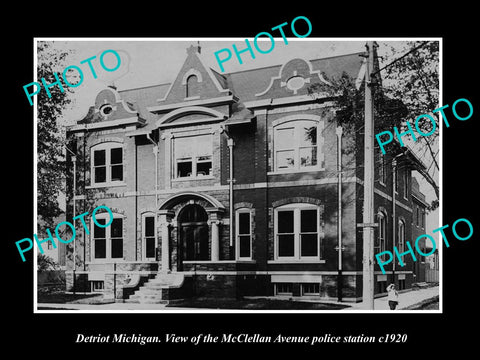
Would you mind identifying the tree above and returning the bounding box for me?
[380,41,440,205]
[37,253,59,272]
[37,42,74,232]
[307,41,440,210]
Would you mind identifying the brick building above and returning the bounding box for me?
[64,44,427,303]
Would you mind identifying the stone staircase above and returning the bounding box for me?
[125,272,192,304]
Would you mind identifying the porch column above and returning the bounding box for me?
[209,220,222,262]
[206,207,225,262]
[158,210,175,272]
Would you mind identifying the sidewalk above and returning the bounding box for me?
[345,285,439,311]
[37,285,439,312]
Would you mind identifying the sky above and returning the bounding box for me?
[39,38,440,241]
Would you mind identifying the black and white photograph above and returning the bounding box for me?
[30,38,441,313]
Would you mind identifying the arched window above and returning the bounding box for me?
[398,219,406,253]
[91,142,124,185]
[375,211,387,255]
[186,74,199,98]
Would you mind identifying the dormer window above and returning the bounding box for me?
[186,75,199,98]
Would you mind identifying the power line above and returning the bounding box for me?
[371,41,431,77]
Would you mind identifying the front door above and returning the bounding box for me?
[177,204,209,270]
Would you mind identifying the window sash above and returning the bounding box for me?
[274,121,319,171]
[174,135,213,179]
[275,206,320,260]
[92,215,123,260]
[236,210,252,259]
[143,215,156,260]
[91,145,123,184]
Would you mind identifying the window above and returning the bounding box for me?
[302,283,320,295]
[398,219,406,255]
[91,143,124,185]
[275,283,293,295]
[416,207,420,226]
[174,134,212,179]
[274,120,320,171]
[236,209,252,259]
[143,215,156,260]
[90,281,104,292]
[92,214,123,260]
[421,209,425,228]
[375,211,387,256]
[403,170,409,199]
[275,204,321,260]
[394,167,398,193]
[186,75,199,98]
[378,153,386,184]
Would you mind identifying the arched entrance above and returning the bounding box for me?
[178,204,209,269]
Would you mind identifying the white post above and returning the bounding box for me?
[210,220,220,262]
[362,41,376,310]
[159,210,174,272]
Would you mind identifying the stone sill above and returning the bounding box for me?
[182,260,256,264]
[267,260,326,264]
[85,182,127,189]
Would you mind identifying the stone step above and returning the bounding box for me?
[126,272,187,304]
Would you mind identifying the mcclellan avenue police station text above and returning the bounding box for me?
[76,333,407,345]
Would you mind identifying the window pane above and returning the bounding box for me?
[94,166,106,183]
[111,238,123,258]
[277,283,292,294]
[94,219,106,238]
[278,210,294,233]
[276,150,295,169]
[301,234,318,257]
[177,160,192,177]
[196,157,211,176]
[299,123,317,146]
[175,137,195,159]
[146,237,156,258]
[301,209,317,232]
[275,127,294,149]
[196,135,213,157]
[94,150,105,166]
[145,216,155,237]
[239,235,251,258]
[278,234,294,256]
[111,218,123,238]
[111,164,123,181]
[238,212,250,235]
[94,239,106,258]
[299,147,317,167]
[110,148,122,165]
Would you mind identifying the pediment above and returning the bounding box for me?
[155,106,227,128]
[255,58,331,98]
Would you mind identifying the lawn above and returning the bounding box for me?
[167,298,349,310]
[37,288,107,304]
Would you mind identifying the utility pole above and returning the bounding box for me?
[361,41,376,310]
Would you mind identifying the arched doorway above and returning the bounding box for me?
[178,204,209,269]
